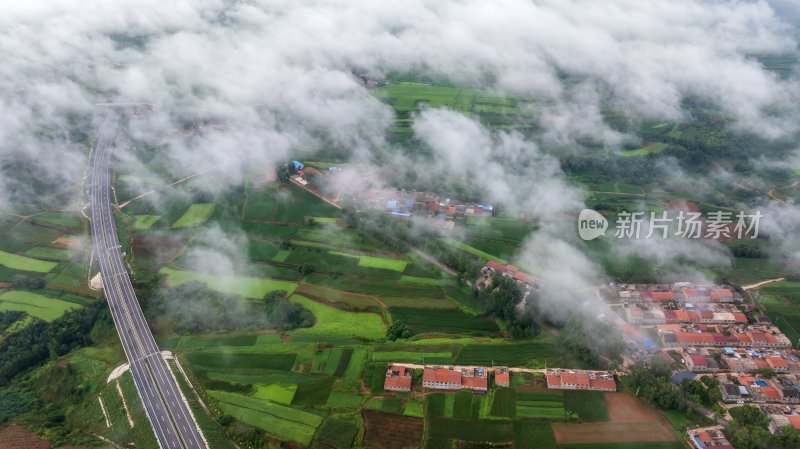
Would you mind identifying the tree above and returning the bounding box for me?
[774,425,800,449]
[299,264,315,276]
[386,321,410,341]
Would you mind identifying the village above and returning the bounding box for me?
[611,282,800,439]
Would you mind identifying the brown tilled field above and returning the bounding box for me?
[551,392,676,445]
[0,425,51,449]
[362,409,423,449]
[131,235,188,262]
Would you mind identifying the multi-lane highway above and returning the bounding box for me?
[89,113,208,449]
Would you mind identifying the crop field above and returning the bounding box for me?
[244,184,341,223]
[428,417,514,443]
[455,337,563,367]
[304,272,443,298]
[209,390,323,445]
[563,391,609,422]
[404,397,425,417]
[439,238,507,263]
[513,421,557,449]
[371,351,452,364]
[326,391,364,409]
[172,203,215,228]
[0,290,80,322]
[759,281,800,305]
[343,348,368,381]
[295,283,382,308]
[24,246,71,261]
[389,307,498,336]
[133,214,161,230]
[185,351,297,372]
[0,249,58,272]
[615,142,669,157]
[516,391,565,418]
[292,376,335,405]
[160,267,298,298]
[381,296,458,309]
[289,294,387,341]
[490,387,516,418]
[362,409,423,449]
[724,257,786,283]
[315,417,357,449]
[6,221,64,245]
[253,383,297,404]
[764,304,800,347]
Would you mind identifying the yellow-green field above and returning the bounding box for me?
[288,294,387,340]
[0,249,59,272]
[160,267,298,298]
[172,203,215,228]
[0,290,80,322]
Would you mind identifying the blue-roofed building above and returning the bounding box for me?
[292,160,304,171]
[387,200,398,210]
[670,371,696,384]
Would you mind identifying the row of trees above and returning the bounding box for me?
[0,300,104,386]
[726,405,800,449]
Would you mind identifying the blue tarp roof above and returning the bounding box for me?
[292,160,304,171]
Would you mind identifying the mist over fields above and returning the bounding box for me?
[1,0,800,324]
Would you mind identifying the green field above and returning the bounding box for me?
[356,254,408,272]
[428,416,514,443]
[315,417,357,449]
[371,351,452,364]
[172,203,215,228]
[209,390,322,444]
[389,307,498,336]
[455,337,564,367]
[185,351,297,371]
[133,214,161,230]
[563,390,609,422]
[439,238,508,264]
[513,420,557,449]
[160,267,298,298]
[0,249,58,272]
[289,294,387,340]
[343,348,368,381]
[516,391,565,418]
[0,290,80,322]
[24,246,71,261]
[253,383,297,405]
[615,142,669,157]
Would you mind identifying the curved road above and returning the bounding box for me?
[90,113,207,449]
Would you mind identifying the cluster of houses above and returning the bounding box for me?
[361,187,496,220]
[384,365,510,394]
[657,324,792,348]
[762,404,800,434]
[384,365,617,394]
[715,372,800,404]
[544,369,617,392]
[624,302,747,325]
[617,283,741,303]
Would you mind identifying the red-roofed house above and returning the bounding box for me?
[767,356,789,372]
[461,368,488,392]
[761,386,782,400]
[589,378,617,391]
[788,415,800,430]
[422,367,461,390]
[651,291,676,301]
[710,288,734,302]
[687,354,717,372]
[546,370,616,391]
[384,365,413,392]
[495,368,510,387]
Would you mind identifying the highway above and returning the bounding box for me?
[89,113,208,449]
